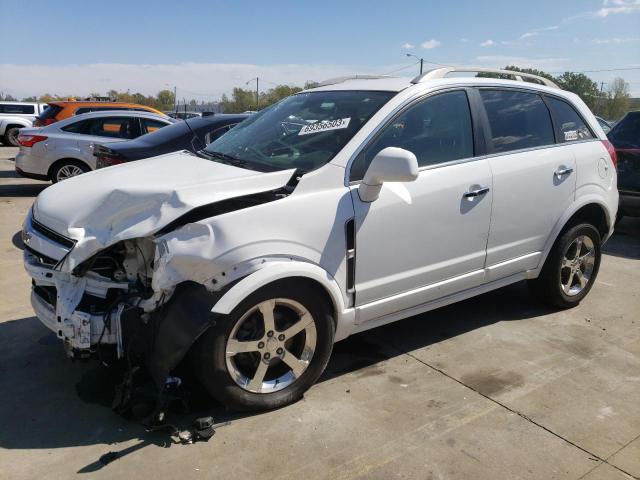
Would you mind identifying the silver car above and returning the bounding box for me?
[15,110,174,182]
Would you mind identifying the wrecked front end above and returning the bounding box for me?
[22,207,223,408]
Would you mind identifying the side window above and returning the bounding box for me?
[205,124,236,144]
[141,118,168,134]
[74,107,91,115]
[62,119,90,134]
[545,97,593,143]
[0,104,35,114]
[480,89,554,153]
[351,90,474,181]
[85,117,137,139]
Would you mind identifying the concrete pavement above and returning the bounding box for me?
[0,145,639,479]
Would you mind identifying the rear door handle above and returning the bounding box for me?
[555,167,573,176]
[464,186,490,198]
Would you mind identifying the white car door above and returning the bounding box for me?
[479,89,577,280]
[349,90,493,322]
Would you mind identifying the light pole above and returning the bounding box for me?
[164,83,177,113]
[246,77,259,109]
[405,53,424,75]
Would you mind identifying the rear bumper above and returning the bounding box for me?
[15,150,50,179]
[15,166,49,181]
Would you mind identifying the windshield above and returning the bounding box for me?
[202,90,395,172]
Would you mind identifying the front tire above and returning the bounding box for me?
[528,223,601,309]
[194,280,335,411]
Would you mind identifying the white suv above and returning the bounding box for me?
[0,101,48,146]
[22,68,618,412]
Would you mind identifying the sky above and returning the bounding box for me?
[1,0,639,100]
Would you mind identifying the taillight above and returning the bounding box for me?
[18,135,48,147]
[602,140,617,169]
[95,148,125,168]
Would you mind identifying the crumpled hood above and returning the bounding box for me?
[33,151,295,267]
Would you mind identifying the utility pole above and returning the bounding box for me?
[598,81,605,115]
[246,77,260,109]
[174,86,177,113]
[405,53,424,74]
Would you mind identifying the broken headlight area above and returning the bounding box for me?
[26,237,157,360]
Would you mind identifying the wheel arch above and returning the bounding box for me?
[211,261,351,338]
[535,199,612,277]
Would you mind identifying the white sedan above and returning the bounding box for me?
[15,110,174,182]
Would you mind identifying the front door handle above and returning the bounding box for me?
[464,186,490,198]
[555,167,573,176]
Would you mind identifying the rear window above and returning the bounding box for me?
[545,97,593,143]
[480,89,555,153]
[0,104,35,114]
[38,104,63,120]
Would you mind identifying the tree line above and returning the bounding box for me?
[0,69,634,119]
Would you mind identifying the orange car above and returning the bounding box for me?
[34,101,165,126]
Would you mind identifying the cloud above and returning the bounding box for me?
[421,39,441,49]
[0,62,387,100]
[519,32,538,40]
[480,39,496,47]
[592,36,639,43]
[459,38,469,43]
[566,0,640,20]
[401,42,415,49]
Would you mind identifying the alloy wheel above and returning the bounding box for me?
[560,235,596,296]
[56,164,85,181]
[225,298,317,394]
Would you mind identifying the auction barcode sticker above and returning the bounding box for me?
[299,118,351,135]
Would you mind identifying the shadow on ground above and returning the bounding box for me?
[0,225,637,471]
[603,216,640,260]
[0,183,48,197]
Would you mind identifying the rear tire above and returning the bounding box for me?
[194,280,335,411]
[50,160,90,183]
[528,223,601,309]
[4,127,20,147]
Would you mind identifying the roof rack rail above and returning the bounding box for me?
[315,74,394,88]
[411,67,559,89]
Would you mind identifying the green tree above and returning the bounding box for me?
[554,72,600,110]
[502,65,556,81]
[603,77,630,120]
[156,89,176,110]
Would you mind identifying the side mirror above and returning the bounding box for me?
[358,147,419,202]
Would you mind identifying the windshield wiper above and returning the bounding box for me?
[198,150,248,167]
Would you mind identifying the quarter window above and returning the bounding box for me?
[545,97,593,143]
[480,90,554,153]
[351,90,474,180]
[141,118,168,134]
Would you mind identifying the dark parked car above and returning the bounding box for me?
[608,111,640,220]
[94,114,249,168]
